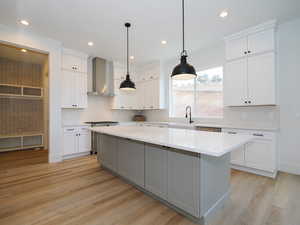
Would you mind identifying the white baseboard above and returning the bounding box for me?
[49,154,62,163]
[63,151,90,160]
[231,164,277,178]
[279,162,300,175]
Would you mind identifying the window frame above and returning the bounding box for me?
[169,65,224,119]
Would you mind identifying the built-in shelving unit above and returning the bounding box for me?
[0,134,43,152]
[0,49,48,152]
[0,84,43,99]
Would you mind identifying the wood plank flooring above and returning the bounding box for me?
[0,150,299,225]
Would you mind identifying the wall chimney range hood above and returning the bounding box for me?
[87,57,114,96]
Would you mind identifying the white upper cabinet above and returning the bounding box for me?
[247,29,275,56]
[61,48,88,109]
[225,21,276,61]
[225,37,248,61]
[224,20,277,106]
[112,60,165,110]
[247,52,275,105]
[62,49,87,73]
[224,58,248,106]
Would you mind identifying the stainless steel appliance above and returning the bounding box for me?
[85,121,119,154]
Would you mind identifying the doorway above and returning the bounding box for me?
[0,43,49,166]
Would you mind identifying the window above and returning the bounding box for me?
[170,66,223,118]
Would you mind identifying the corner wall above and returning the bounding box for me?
[277,18,300,174]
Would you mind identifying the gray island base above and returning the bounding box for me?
[96,133,231,225]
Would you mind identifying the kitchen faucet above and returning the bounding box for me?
[185,105,194,124]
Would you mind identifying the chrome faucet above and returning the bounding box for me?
[185,105,194,124]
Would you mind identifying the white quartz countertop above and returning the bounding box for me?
[90,125,253,157]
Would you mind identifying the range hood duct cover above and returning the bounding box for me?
[88,57,114,96]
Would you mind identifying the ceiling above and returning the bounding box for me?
[0,0,300,62]
[0,43,48,65]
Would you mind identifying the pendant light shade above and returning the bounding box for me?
[120,74,136,90]
[120,22,136,91]
[171,0,197,80]
[171,55,196,80]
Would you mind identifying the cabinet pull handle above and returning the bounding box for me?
[244,101,247,104]
[228,131,237,134]
[244,51,247,55]
[67,129,74,131]
[253,133,263,137]
[248,50,251,54]
[248,101,251,104]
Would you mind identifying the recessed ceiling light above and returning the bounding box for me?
[88,41,94,46]
[130,56,134,60]
[20,20,30,26]
[161,40,167,45]
[219,10,228,18]
[20,49,27,53]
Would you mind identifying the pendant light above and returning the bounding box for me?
[171,0,197,80]
[120,22,136,91]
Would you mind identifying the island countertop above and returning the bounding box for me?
[90,125,253,157]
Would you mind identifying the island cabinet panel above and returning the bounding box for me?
[145,144,168,200]
[167,150,200,217]
[98,134,118,172]
[117,138,145,187]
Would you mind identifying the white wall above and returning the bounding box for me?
[277,18,300,174]
[0,24,62,163]
[144,44,279,131]
[61,96,136,124]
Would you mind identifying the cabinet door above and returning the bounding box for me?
[117,138,145,187]
[150,79,160,109]
[145,144,168,199]
[231,146,245,166]
[225,37,247,60]
[247,29,274,55]
[138,81,146,109]
[100,135,118,172]
[75,73,88,108]
[62,54,83,72]
[63,131,77,155]
[247,53,275,105]
[143,80,152,109]
[61,70,75,108]
[224,58,248,106]
[113,62,126,80]
[78,131,91,153]
[167,150,200,217]
[245,137,275,172]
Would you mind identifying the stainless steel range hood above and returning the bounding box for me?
[87,57,114,96]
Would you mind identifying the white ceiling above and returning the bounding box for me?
[0,0,300,62]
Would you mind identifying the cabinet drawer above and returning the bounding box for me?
[79,126,90,134]
[63,127,79,133]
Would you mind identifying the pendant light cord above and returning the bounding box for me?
[126,25,129,75]
[182,0,185,54]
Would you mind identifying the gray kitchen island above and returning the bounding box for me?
[91,125,253,224]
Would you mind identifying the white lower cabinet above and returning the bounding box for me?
[230,145,245,166]
[223,128,277,177]
[63,126,91,157]
[145,144,168,200]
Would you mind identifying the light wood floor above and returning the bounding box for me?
[0,150,299,225]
